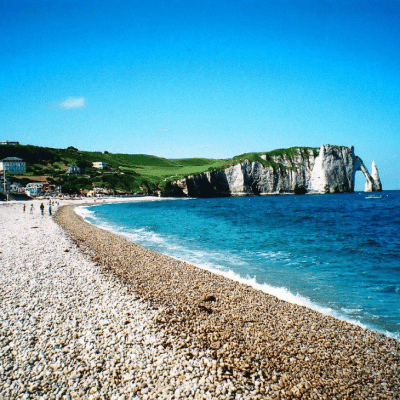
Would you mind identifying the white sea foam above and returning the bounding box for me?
[127,229,165,244]
[78,214,167,247]
[174,260,369,329]
[257,250,290,260]
[75,206,96,220]
[341,308,363,314]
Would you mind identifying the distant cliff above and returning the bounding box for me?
[167,145,382,197]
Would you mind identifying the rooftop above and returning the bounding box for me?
[1,157,25,162]
[0,141,19,145]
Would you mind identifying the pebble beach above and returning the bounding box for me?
[1,201,399,399]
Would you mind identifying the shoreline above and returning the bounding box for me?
[2,203,253,399]
[55,204,400,398]
[0,195,180,207]
[74,200,398,341]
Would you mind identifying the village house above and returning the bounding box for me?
[1,180,27,194]
[25,182,45,197]
[66,165,81,175]
[87,184,114,196]
[92,161,107,169]
[0,141,19,146]
[0,157,26,173]
[42,182,62,196]
[10,182,23,193]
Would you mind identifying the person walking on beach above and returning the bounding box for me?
[29,204,34,214]
[23,204,26,213]
[40,203,45,215]
[48,204,52,216]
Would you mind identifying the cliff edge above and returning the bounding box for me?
[168,145,382,197]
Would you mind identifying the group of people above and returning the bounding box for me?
[23,200,58,216]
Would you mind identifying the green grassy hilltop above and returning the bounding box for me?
[0,144,318,195]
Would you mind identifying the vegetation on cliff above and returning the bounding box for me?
[0,144,226,195]
[194,147,320,174]
[0,144,319,195]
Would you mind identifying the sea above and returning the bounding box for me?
[76,191,400,340]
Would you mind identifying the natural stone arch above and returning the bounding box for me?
[354,156,382,192]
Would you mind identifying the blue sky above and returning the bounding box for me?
[1,0,399,189]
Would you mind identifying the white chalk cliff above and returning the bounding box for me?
[169,145,382,197]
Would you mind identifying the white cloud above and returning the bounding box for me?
[59,97,86,109]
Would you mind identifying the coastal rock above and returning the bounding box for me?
[310,144,355,193]
[355,156,383,192]
[172,145,382,196]
[368,160,383,192]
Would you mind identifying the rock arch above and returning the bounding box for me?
[354,157,382,192]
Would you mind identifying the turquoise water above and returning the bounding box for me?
[77,191,400,339]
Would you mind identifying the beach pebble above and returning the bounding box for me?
[0,204,229,398]
[1,202,399,399]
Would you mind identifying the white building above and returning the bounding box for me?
[10,182,22,193]
[92,161,107,169]
[0,157,26,173]
[67,165,81,175]
[0,141,19,146]
[25,182,44,197]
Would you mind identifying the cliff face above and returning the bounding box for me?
[170,145,382,197]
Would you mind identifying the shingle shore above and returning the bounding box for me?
[1,202,399,399]
[0,204,236,400]
[53,205,400,399]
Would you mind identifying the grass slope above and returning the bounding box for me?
[0,144,319,195]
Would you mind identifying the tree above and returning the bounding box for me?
[76,160,92,170]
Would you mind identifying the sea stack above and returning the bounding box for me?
[371,160,382,191]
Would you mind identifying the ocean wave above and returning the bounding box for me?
[256,250,292,260]
[379,285,400,294]
[127,230,165,244]
[93,223,167,246]
[75,206,96,220]
[341,308,363,314]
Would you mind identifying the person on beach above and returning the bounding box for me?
[30,204,34,214]
[23,204,26,213]
[49,204,52,216]
[40,203,45,215]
